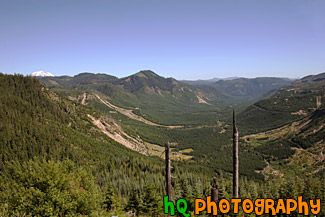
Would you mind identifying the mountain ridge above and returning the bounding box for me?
[40,70,292,107]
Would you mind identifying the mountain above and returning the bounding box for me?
[40,70,221,126]
[31,70,54,77]
[42,70,200,100]
[113,70,176,93]
[238,72,325,133]
[39,71,293,126]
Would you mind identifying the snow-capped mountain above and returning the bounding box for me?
[31,71,54,77]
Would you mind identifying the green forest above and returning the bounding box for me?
[0,73,324,216]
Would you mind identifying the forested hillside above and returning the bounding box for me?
[238,72,325,133]
[243,105,325,171]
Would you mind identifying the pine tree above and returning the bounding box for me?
[103,183,116,211]
[142,185,161,217]
[125,189,142,215]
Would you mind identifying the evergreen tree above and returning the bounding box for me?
[125,189,143,215]
[142,185,161,217]
[104,183,117,211]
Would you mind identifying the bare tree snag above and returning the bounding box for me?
[165,142,172,200]
[233,110,239,199]
[211,177,218,203]
[210,177,218,216]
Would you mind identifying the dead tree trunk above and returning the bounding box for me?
[233,110,239,199]
[210,177,218,216]
[165,142,172,200]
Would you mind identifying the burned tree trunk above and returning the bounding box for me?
[165,142,172,200]
[165,142,172,217]
[211,177,218,203]
[210,177,218,216]
[233,110,239,199]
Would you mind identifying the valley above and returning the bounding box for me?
[39,70,325,178]
[1,71,324,216]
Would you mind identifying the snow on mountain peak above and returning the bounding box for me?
[31,71,54,77]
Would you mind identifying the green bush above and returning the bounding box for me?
[0,158,101,216]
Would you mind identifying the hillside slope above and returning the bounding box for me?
[238,72,325,133]
[241,104,325,203]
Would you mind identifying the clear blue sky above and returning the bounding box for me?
[1,0,324,80]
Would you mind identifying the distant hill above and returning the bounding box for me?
[183,77,292,106]
[41,72,118,88]
[181,76,239,85]
[212,77,292,97]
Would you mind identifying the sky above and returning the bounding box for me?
[0,0,324,80]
